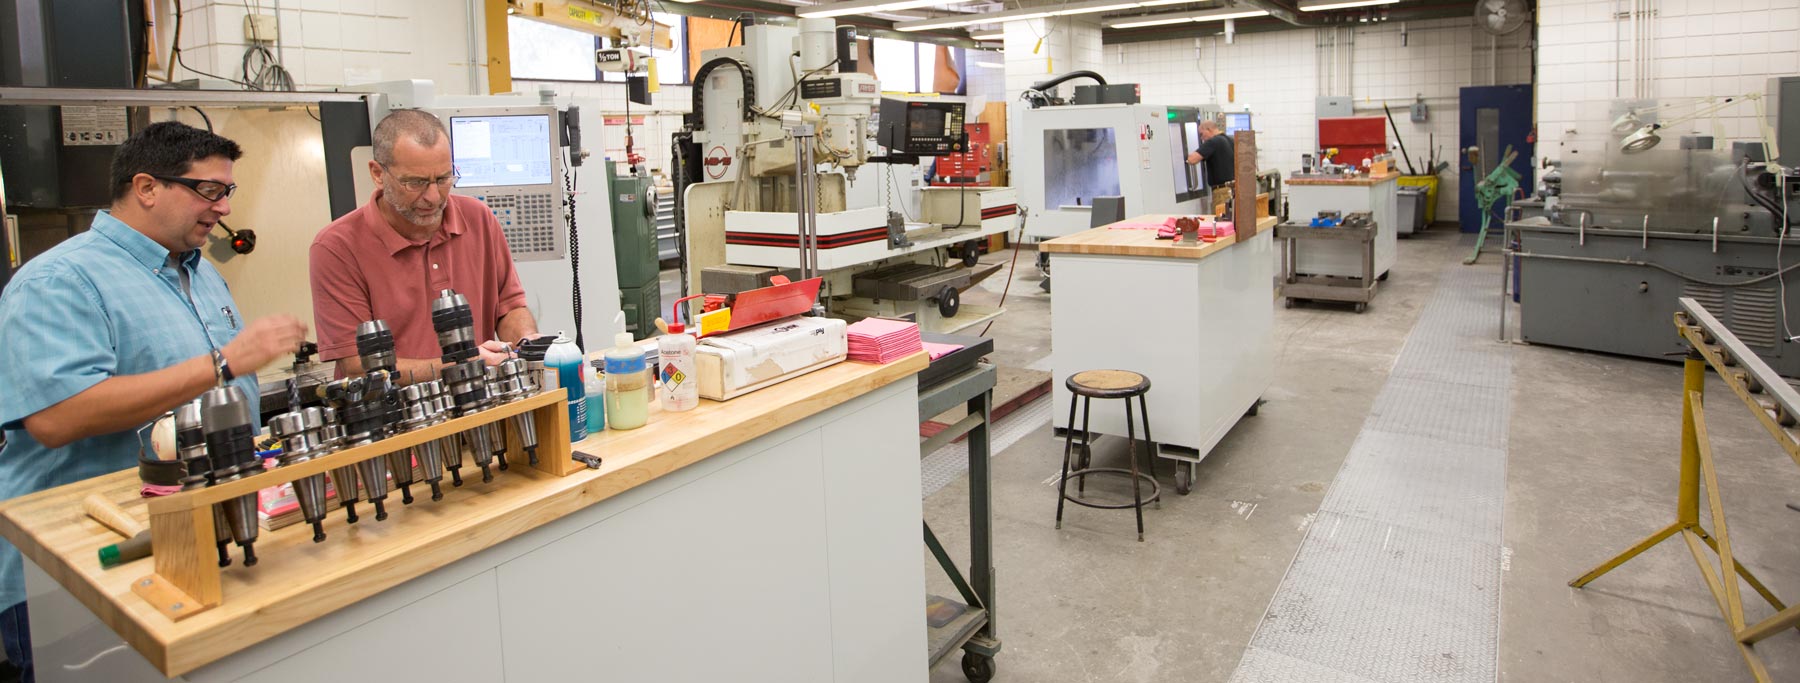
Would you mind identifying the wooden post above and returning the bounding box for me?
[485,0,512,95]
[1233,131,1259,237]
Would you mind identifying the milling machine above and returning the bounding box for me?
[671,16,1017,333]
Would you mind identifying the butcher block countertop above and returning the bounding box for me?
[1041,214,1280,260]
[0,352,927,677]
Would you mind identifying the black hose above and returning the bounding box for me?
[689,58,756,130]
[1027,70,1106,93]
[672,131,698,301]
[1740,159,1797,228]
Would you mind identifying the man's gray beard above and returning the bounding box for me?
[383,185,446,227]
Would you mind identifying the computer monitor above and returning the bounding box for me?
[449,114,555,188]
[1224,112,1253,135]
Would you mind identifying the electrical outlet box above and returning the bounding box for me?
[244,14,278,43]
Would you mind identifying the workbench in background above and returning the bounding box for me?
[1286,171,1400,281]
[1041,215,1278,494]
[3,356,930,682]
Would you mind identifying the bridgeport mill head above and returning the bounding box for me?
[175,401,233,568]
[432,289,502,482]
[268,407,336,543]
[493,358,542,466]
[199,385,261,567]
[399,382,449,501]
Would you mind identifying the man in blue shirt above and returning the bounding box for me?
[0,122,307,682]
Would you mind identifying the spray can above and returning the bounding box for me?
[545,332,587,441]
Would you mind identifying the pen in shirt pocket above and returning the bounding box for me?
[222,306,238,328]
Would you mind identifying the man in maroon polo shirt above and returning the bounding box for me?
[309,109,538,380]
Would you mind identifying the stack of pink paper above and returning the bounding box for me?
[847,318,924,363]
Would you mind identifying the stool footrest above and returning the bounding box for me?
[1060,468,1161,509]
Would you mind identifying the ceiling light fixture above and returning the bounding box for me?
[975,60,1004,68]
[798,0,961,19]
[1297,0,1400,11]
[1103,8,1269,29]
[897,0,1238,31]
[970,30,1004,40]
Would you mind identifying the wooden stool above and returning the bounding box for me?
[1056,370,1159,541]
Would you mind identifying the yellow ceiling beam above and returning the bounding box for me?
[505,1,675,50]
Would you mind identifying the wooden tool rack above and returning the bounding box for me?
[134,389,574,621]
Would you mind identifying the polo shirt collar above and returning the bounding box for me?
[92,210,184,271]
[368,189,463,256]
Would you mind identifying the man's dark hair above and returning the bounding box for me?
[109,121,244,201]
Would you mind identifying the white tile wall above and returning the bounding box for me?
[173,0,481,95]
[1111,16,1532,221]
[1537,0,1800,165]
[1003,18,1104,101]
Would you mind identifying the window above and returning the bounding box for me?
[873,38,964,94]
[509,14,688,85]
[508,16,598,82]
[873,37,918,92]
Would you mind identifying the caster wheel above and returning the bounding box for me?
[1378,271,1390,282]
[1175,466,1192,495]
[1246,401,1259,417]
[1355,302,1368,314]
[1284,298,1294,309]
[962,653,996,683]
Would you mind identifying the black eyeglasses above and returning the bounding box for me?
[150,174,237,202]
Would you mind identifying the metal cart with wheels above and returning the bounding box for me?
[919,333,1001,682]
[1278,212,1379,313]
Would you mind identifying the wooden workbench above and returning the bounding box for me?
[1041,214,1278,494]
[1286,170,1402,186]
[1,353,928,680]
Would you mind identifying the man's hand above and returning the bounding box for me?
[479,340,512,367]
[222,315,309,374]
[1187,151,1202,165]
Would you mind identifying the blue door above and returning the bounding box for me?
[1459,85,1534,232]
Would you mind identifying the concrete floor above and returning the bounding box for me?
[919,229,1800,682]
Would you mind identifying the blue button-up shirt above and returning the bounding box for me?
[0,210,258,610]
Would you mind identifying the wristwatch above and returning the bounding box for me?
[210,349,235,383]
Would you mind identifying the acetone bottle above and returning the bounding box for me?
[658,319,698,412]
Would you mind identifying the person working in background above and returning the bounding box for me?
[1186,119,1236,209]
[310,109,538,381]
[0,122,308,682]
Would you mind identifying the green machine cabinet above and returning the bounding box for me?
[609,164,660,337]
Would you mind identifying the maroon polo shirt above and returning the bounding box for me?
[309,191,527,364]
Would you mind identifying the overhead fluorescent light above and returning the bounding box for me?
[975,60,1004,68]
[1297,0,1399,10]
[1051,2,1139,14]
[969,30,1004,40]
[898,9,1052,31]
[897,0,1194,31]
[799,0,960,19]
[1104,8,1268,29]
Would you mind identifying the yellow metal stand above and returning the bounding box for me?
[1571,308,1800,682]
